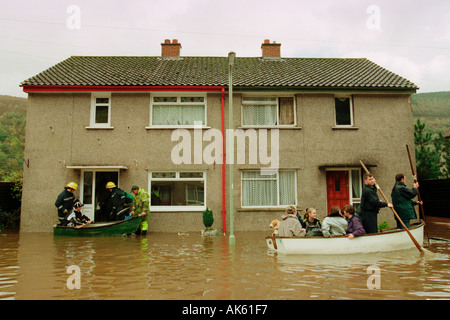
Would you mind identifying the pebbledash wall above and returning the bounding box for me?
[20,90,416,233]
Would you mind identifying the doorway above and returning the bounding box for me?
[81,171,119,222]
[326,170,349,214]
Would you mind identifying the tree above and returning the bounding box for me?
[414,119,448,179]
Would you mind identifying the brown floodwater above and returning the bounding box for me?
[0,218,449,300]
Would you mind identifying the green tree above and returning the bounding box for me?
[414,119,448,179]
[0,110,26,173]
[433,132,450,178]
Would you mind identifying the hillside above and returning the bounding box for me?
[411,91,450,134]
[0,95,27,173]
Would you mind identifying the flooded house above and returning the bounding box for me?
[19,39,418,233]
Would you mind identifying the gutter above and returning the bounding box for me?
[20,85,226,93]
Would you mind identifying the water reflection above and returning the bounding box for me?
[0,219,449,300]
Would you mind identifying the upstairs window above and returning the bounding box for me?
[150,94,206,127]
[334,97,354,127]
[242,96,295,127]
[89,93,112,128]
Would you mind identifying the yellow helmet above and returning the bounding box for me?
[66,182,78,190]
[106,181,116,189]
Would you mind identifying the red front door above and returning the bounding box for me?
[326,171,349,214]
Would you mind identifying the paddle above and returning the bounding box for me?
[359,160,424,253]
[406,145,430,242]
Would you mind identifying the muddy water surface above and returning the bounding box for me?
[1,218,449,300]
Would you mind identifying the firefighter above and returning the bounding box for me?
[106,181,130,220]
[55,182,77,225]
[130,185,150,235]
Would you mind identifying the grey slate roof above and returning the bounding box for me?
[21,56,418,91]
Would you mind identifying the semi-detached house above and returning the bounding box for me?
[20,39,418,233]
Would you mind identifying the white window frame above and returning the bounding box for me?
[334,95,354,127]
[241,95,297,128]
[149,171,206,212]
[240,170,297,208]
[88,93,113,129]
[148,93,208,128]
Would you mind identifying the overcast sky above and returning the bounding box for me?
[1,0,449,97]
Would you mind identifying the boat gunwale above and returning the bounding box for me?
[265,220,424,240]
[53,216,142,230]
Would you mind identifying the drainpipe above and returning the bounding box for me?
[221,87,226,235]
[228,52,236,245]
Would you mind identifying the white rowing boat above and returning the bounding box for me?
[266,221,424,255]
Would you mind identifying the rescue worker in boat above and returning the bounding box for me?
[129,185,150,236]
[55,182,77,225]
[391,173,422,229]
[106,181,130,221]
[360,174,393,234]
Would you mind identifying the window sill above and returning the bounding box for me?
[150,207,206,212]
[85,126,114,130]
[238,126,301,130]
[332,126,359,130]
[237,207,288,212]
[146,126,212,130]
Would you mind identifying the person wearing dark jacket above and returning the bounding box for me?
[391,173,422,229]
[360,174,393,234]
[106,181,130,220]
[343,204,365,239]
[65,201,92,228]
[55,182,77,225]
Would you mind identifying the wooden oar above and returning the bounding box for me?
[359,160,424,253]
[406,145,430,243]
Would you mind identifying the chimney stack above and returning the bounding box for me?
[261,39,281,59]
[161,39,182,58]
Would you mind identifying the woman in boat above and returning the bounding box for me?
[343,204,365,239]
[321,206,348,237]
[303,208,323,236]
[278,205,306,237]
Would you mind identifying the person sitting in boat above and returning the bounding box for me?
[303,208,323,236]
[55,182,77,226]
[321,206,348,237]
[343,204,365,239]
[65,201,92,228]
[278,205,306,237]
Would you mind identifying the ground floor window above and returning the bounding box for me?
[241,170,297,207]
[149,171,206,211]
